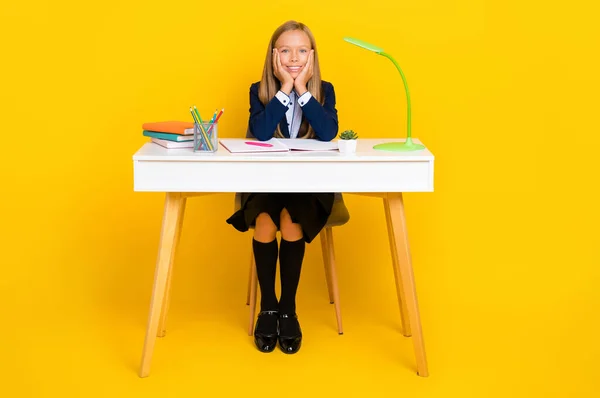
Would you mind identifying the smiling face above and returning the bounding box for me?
[274,29,312,79]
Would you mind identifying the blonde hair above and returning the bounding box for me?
[259,20,323,139]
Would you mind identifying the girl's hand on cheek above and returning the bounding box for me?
[294,50,314,95]
[273,49,294,94]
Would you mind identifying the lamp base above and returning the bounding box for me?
[373,138,425,152]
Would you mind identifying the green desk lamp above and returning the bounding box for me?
[343,37,425,152]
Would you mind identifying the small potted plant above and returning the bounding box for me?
[338,130,358,153]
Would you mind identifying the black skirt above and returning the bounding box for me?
[226,193,335,243]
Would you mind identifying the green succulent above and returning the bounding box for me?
[339,130,358,140]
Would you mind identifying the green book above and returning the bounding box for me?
[143,130,194,142]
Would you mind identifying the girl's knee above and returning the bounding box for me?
[254,212,277,242]
[280,209,302,240]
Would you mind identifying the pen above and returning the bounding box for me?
[214,108,224,123]
[246,141,273,147]
[189,108,204,150]
[190,108,210,151]
[205,108,225,137]
[193,106,214,151]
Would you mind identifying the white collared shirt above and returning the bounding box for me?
[275,90,313,138]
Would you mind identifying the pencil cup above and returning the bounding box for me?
[193,122,218,153]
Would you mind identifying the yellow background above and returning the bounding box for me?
[1,0,599,396]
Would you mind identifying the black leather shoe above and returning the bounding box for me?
[254,310,279,353]
[278,313,302,354]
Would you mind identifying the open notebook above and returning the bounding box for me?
[219,138,338,153]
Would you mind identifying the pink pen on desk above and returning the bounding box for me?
[245,141,273,147]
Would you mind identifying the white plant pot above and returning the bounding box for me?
[338,139,357,154]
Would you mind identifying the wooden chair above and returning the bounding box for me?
[237,192,350,335]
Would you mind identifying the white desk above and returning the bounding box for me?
[133,138,434,377]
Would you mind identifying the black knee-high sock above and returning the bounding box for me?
[278,238,305,314]
[252,238,279,312]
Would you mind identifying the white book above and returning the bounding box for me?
[151,138,194,149]
[219,138,338,153]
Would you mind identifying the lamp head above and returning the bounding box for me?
[343,37,383,54]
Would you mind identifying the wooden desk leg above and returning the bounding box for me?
[139,192,185,378]
[246,259,252,305]
[385,193,429,377]
[157,197,187,337]
[383,198,412,337]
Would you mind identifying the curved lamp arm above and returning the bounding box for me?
[379,51,412,143]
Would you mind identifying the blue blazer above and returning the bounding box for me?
[248,80,339,141]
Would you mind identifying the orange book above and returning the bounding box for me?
[142,121,195,135]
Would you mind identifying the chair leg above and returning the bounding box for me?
[325,228,343,334]
[385,193,429,377]
[320,230,334,304]
[245,251,253,305]
[383,197,411,337]
[247,253,258,336]
[139,192,185,378]
[157,197,186,338]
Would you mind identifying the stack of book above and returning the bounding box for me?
[142,121,195,148]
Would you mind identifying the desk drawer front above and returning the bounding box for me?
[134,160,433,192]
